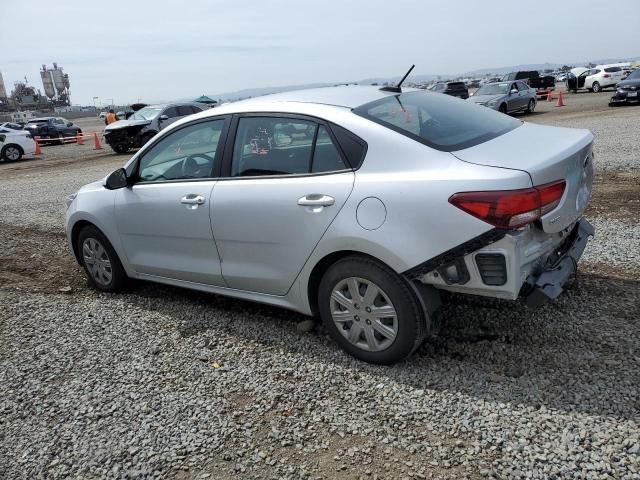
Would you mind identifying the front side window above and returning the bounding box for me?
[354,90,521,152]
[137,119,225,182]
[163,107,179,118]
[516,82,528,91]
[231,117,347,177]
[177,105,194,116]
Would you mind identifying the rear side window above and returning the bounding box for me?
[354,91,521,152]
[231,117,348,177]
[604,67,621,73]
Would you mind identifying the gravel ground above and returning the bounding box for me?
[1,96,639,479]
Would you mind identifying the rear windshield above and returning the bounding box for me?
[447,82,466,89]
[353,91,521,152]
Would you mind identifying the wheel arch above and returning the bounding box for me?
[2,143,24,154]
[305,249,439,321]
[70,219,96,262]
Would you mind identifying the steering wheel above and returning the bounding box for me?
[182,153,214,178]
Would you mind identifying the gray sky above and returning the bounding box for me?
[2,0,639,105]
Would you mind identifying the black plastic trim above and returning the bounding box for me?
[403,229,506,280]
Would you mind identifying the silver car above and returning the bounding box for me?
[66,86,594,364]
[469,81,537,114]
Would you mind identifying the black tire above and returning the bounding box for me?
[112,143,130,154]
[77,225,127,292]
[318,256,427,365]
[526,99,536,113]
[592,82,601,93]
[498,103,507,114]
[1,144,23,162]
[57,132,65,145]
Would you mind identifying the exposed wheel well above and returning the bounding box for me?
[70,220,96,262]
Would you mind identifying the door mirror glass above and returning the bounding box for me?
[105,168,129,190]
[159,114,169,121]
[510,89,518,94]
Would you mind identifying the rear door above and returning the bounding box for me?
[211,114,355,295]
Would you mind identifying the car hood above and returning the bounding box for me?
[104,119,151,131]
[617,78,640,89]
[470,94,504,103]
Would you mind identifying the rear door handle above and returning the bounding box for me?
[297,194,335,207]
[181,194,205,206]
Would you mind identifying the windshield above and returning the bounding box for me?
[354,90,521,151]
[475,83,510,95]
[130,107,162,121]
[627,70,640,80]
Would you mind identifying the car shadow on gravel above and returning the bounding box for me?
[121,271,639,421]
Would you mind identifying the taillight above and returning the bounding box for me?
[448,180,566,229]
[603,74,610,78]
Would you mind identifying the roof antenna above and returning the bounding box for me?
[380,64,415,93]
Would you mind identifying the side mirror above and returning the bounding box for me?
[67,122,73,127]
[159,114,169,121]
[510,89,518,95]
[105,168,129,190]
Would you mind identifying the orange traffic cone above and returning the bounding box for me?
[556,90,565,107]
[76,132,84,145]
[93,132,103,150]
[547,89,553,102]
[34,137,42,155]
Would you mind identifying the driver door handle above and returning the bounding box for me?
[297,194,335,207]
[181,195,205,205]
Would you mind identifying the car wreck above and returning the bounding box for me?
[103,102,205,154]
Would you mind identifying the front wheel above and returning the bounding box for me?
[498,103,507,114]
[77,225,127,292]
[318,256,427,364]
[526,99,536,113]
[57,132,65,145]
[111,143,130,154]
[592,82,601,93]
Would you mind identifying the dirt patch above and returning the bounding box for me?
[586,170,640,221]
[0,222,85,294]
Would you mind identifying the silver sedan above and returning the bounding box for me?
[66,86,593,364]
[469,81,537,114]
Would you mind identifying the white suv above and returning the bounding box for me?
[569,65,625,93]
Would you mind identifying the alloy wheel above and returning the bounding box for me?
[82,237,113,286]
[5,146,20,161]
[330,277,398,352]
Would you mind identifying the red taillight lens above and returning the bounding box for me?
[449,180,566,229]
[603,74,610,78]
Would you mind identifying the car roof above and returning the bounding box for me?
[220,85,418,110]
[29,117,55,121]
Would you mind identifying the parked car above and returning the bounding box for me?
[566,65,625,93]
[66,85,594,364]
[103,102,205,154]
[469,81,536,114]
[0,122,24,130]
[501,71,555,97]
[609,69,640,106]
[23,117,82,144]
[99,112,107,119]
[428,81,469,99]
[0,128,36,161]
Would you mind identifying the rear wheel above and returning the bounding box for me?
[592,82,601,93]
[77,225,127,292]
[318,256,427,364]
[1,145,23,162]
[526,99,536,113]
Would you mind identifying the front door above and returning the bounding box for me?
[114,117,228,285]
[211,115,355,295]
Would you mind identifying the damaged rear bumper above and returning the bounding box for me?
[521,218,594,306]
